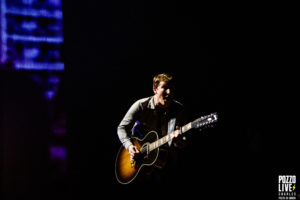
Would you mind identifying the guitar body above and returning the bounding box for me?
[115,131,160,184]
[115,112,218,184]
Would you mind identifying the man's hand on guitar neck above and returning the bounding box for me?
[172,126,187,148]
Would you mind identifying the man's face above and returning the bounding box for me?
[153,81,174,108]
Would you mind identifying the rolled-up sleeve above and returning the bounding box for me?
[117,100,141,150]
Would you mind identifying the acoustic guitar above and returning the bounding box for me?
[115,112,218,184]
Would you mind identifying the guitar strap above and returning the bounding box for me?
[157,109,176,147]
[167,118,176,146]
[156,109,163,137]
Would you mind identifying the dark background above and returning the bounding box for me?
[1,1,298,200]
[63,1,266,199]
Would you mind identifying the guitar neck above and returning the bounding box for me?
[147,112,218,152]
[149,122,192,151]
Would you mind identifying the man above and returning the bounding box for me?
[117,73,187,183]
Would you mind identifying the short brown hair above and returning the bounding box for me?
[153,73,173,88]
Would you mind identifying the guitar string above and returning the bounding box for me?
[148,113,216,151]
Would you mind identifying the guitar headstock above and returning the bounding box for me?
[192,112,218,129]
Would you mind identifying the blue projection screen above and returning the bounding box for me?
[0,0,64,71]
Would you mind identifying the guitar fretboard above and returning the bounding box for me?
[149,122,192,151]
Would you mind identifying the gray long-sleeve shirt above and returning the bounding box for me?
[117,96,185,150]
